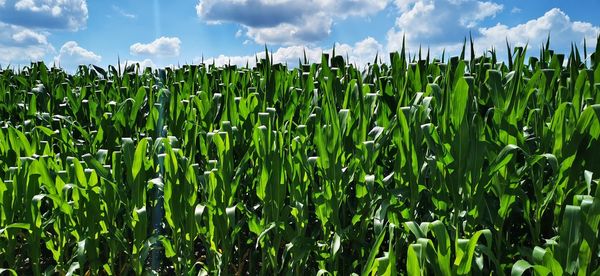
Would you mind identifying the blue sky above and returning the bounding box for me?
[1,0,599,71]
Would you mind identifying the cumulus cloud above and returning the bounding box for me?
[386,1,600,60]
[244,15,333,45]
[196,0,390,45]
[0,46,50,66]
[0,0,89,67]
[120,59,157,70]
[0,0,88,31]
[387,0,503,52]
[199,37,384,68]
[130,37,182,57]
[11,28,48,45]
[54,41,101,70]
[476,8,599,52]
[0,22,54,65]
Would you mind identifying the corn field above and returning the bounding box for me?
[1,37,600,275]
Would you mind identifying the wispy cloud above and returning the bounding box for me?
[112,5,136,19]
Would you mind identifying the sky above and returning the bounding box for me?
[0,0,599,71]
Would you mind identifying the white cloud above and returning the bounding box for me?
[196,0,390,45]
[199,37,384,68]
[386,4,599,60]
[387,0,502,53]
[244,15,333,45]
[117,58,181,72]
[190,4,600,68]
[54,41,101,70]
[511,7,521,14]
[0,22,54,65]
[112,5,136,19]
[0,0,88,31]
[475,8,599,54]
[11,28,48,45]
[0,1,89,67]
[122,59,157,70]
[0,46,50,66]
[464,1,504,28]
[326,37,385,66]
[130,37,182,57]
[394,0,418,12]
[198,54,256,67]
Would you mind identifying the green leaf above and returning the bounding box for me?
[407,244,423,276]
[132,138,148,179]
[451,77,469,128]
[557,205,582,274]
[511,260,533,276]
[454,229,492,275]
[0,268,18,276]
[362,225,387,276]
[0,223,30,235]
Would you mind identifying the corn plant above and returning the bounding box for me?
[0,36,600,275]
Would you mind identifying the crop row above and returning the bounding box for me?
[0,38,600,275]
